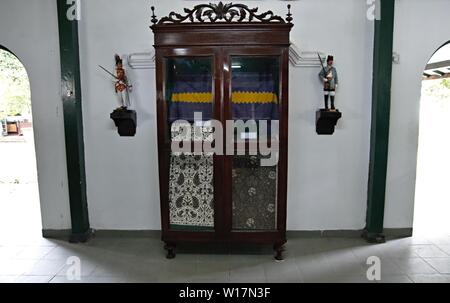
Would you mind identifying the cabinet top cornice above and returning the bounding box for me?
[150,2,293,27]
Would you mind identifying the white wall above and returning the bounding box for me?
[4,0,437,232]
[384,0,450,228]
[0,0,71,230]
[286,0,374,230]
[79,0,374,230]
[79,0,160,229]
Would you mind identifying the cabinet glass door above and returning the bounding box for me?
[165,57,215,231]
[229,56,280,231]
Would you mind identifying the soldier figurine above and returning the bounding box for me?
[319,55,339,111]
[100,55,138,136]
[114,54,132,109]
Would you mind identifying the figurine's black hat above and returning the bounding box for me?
[115,54,123,66]
[327,55,334,62]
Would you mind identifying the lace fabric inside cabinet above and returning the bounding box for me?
[151,3,293,260]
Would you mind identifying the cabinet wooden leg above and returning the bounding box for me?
[164,243,176,259]
[274,243,285,261]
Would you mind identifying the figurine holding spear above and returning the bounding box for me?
[99,54,133,110]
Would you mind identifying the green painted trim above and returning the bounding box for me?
[365,0,395,238]
[56,0,90,240]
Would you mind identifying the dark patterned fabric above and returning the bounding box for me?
[169,153,214,230]
[232,155,278,230]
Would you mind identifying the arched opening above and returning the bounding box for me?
[0,46,42,242]
[414,41,450,237]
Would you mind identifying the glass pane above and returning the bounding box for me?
[169,153,214,231]
[232,154,278,231]
[165,57,213,133]
[165,57,214,231]
[231,57,280,141]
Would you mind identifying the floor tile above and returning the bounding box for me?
[429,236,450,246]
[14,246,55,260]
[126,260,167,278]
[393,258,438,274]
[306,274,375,283]
[424,258,450,274]
[122,275,158,283]
[0,276,18,283]
[49,276,125,283]
[378,275,413,283]
[296,254,336,281]
[3,236,450,283]
[0,246,25,259]
[24,259,66,276]
[90,261,131,278]
[325,249,367,276]
[155,261,198,283]
[191,270,230,283]
[408,274,450,283]
[264,259,303,283]
[376,258,404,276]
[411,245,448,258]
[56,259,98,277]
[42,245,88,260]
[0,259,37,276]
[196,253,230,263]
[229,264,266,283]
[15,275,53,283]
[351,245,384,261]
[435,244,450,256]
[389,237,432,246]
[377,246,420,259]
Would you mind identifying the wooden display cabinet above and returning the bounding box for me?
[151,2,293,260]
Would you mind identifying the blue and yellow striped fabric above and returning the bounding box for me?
[168,72,279,122]
[231,72,279,120]
[169,74,213,122]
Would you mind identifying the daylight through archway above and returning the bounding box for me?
[0,47,42,243]
[414,42,450,237]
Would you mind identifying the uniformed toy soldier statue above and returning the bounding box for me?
[319,55,339,111]
[99,55,137,136]
[113,54,133,109]
[99,54,133,109]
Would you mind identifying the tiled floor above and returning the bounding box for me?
[1,233,450,283]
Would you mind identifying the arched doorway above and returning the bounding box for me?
[414,41,450,237]
[0,46,42,242]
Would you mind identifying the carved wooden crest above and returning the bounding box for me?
[151,2,292,25]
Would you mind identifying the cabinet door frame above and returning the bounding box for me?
[155,47,225,239]
[221,46,290,237]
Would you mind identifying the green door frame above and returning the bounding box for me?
[364,0,396,243]
[56,0,91,243]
